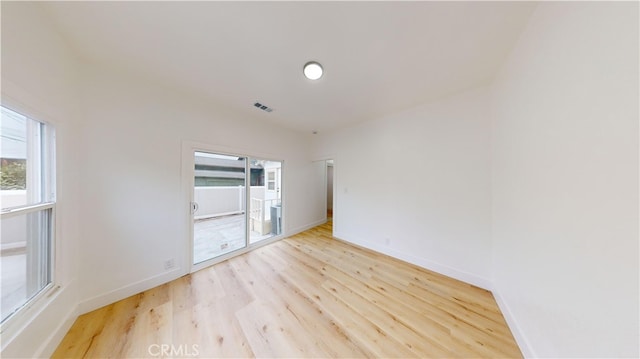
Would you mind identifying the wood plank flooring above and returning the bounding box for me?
[53,220,522,358]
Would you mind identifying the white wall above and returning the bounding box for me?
[76,63,325,312]
[3,2,637,358]
[1,3,326,357]
[1,2,82,357]
[313,3,638,357]
[491,3,639,357]
[314,87,493,288]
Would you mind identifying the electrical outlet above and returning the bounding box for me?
[221,243,229,250]
[164,258,175,270]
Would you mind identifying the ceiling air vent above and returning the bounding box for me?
[253,102,274,113]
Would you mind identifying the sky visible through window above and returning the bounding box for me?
[1,107,27,160]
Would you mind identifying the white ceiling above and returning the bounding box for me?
[40,2,536,134]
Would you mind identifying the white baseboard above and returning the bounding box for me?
[15,218,535,358]
[286,218,327,238]
[77,267,183,315]
[1,281,79,358]
[331,232,538,356]
[492,288,536,358]
[78,219,328,315]
[36,303,79,358]
[333,233,493,291]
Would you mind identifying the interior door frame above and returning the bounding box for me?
[312,156,337,236]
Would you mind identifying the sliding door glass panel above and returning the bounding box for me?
[193,152,246,264]
[249,159,282,244]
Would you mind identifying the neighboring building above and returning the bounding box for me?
[194,155,265,187]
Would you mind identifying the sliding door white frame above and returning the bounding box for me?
[181,141,285,274]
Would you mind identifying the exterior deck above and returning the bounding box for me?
[194,213,273,264]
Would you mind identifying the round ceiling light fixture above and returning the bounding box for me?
[303,61,323,80]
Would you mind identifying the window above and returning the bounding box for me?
[0,106,55,324]
[267,170,276,191]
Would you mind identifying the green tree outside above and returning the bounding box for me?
[1,159,27,190]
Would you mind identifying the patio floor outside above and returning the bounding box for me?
[193,213,274,264]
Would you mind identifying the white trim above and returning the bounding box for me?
[0,282,56,338]
[244,159,250,264]
[190,220,324,274]
[287,218,327,238]
[34,294,78,358]
[492,289,536,358]
[191,233,285,273]
[181,142,196,278]
[327,230,537,356]
[0,110,57,333]
[74,215,324,317]
[194,210,243,221]
[0,202,54,218]
[321,161,328,223]
[332,233,493,291]
[183,140,282,164]
[314,156,337,236]
[77,268,183,315]
[329,159,337,236]
[312,158,335,233]
[183,140,287,274]
[0,281,75,356]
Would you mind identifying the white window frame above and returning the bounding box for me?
[0,105,56,329]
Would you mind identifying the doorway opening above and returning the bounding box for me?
[326,159,334,219]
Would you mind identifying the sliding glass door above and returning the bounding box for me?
[191,151,283,267]
[192,152,247,264]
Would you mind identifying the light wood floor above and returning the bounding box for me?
[53,220,522,358]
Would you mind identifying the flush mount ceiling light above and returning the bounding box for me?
[303,61,323,80]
